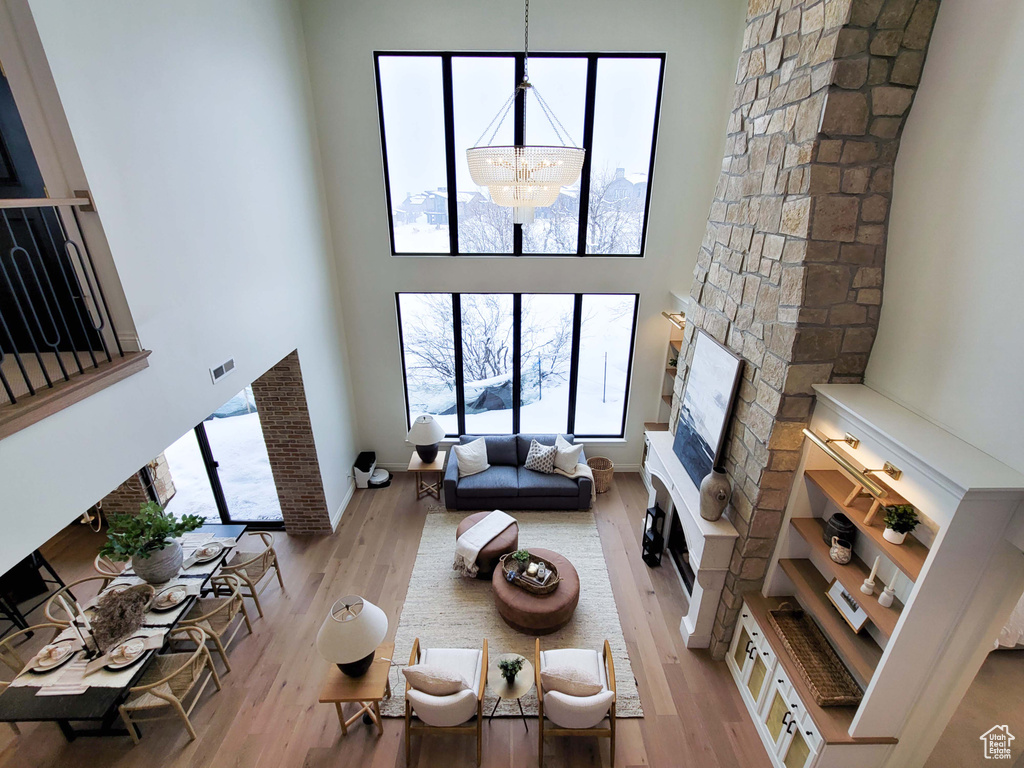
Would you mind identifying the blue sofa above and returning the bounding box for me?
[444,434,592,511]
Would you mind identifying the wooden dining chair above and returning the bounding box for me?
[43,576,110,626]
[93,553,127,590]
[217,532,283,618]
[179,574,252,672]
[118,626,222,744]
[1,623,65,735]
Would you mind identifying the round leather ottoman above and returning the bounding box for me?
[456,512,519,579]
[491,548,580,635]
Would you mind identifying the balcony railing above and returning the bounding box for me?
[0,196,148,437]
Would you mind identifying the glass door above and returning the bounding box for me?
[164,386,283,527]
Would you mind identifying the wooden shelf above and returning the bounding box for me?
[778,558,882,688]
[790,517,903,637]
[661,394,673,406]
[665,366,677,375]
[668,340,681,355]
[805,470,928,581]
[744,594,897,746]
[644,422,669,432]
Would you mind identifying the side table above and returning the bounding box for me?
[408,451,446,500]
[487,652,534,732]
[318,641,394,737]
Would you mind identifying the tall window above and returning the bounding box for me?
[375,52,665,257]
[396,293,639,438]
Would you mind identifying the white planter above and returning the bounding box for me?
[882,527,907,545]
[132,541,183,584]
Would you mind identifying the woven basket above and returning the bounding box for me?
[499,552,561,595]
[767,607,863,707]
[588,457,614,494]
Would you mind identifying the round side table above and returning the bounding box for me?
[487,653,535,731]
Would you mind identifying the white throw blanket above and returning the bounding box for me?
[555,462,597,502]
[453,510,517,578]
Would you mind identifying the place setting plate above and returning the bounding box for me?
[151,585,189,612]
[27,639,78,674]
[192,541,225,564]
[104,636,148,671]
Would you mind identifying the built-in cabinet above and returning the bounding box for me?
[727,384,1024,768]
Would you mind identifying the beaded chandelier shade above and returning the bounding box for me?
[465,0,585,225]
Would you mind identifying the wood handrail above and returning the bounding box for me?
[0,196,91,210]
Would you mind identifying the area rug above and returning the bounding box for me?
[381,510,642,718]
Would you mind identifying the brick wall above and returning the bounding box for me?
[97,454,175,517]
[251,350,333,534]
[676,0,940,658]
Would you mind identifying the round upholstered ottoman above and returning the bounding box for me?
[491,548,580,635]
[456,512,519,579]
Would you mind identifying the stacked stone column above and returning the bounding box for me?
[676,0,940,658]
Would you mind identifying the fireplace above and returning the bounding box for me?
[667,510,695,594]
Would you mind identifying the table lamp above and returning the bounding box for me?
[407,414,446,463]
[316,595,388,677]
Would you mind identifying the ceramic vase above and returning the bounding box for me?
[829,536,852,565]
[132,541,183,584]
[699,470,731,522]
[882,527,907,545]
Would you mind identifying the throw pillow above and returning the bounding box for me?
[553,434,583,474]
[454,437,490,478]
[541,664,603,696]
[402,664,470,696]
[524,439,557,474]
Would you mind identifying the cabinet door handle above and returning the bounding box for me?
[781,712,791,727]
[744,640,753,656]
[748,646,757,660]
[806,731,813,736]
[786,719,797,734]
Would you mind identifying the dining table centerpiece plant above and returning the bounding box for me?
[882,504,919,546]
[99,502,204,584]
[498,656,524,686]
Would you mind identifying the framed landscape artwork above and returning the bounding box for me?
[672,329,743,488]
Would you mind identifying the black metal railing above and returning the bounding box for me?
[0,196,125,406]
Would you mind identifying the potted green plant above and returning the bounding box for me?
[882,504,919,545]
[498,656,524,686]
[99,502,204,584]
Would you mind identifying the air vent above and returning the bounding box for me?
[210,357,236,384]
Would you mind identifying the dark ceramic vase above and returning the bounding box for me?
[822,512,857,548]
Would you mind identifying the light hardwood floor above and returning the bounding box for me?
[0,473,772,768]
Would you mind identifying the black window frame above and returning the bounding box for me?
[395,292,640,439]
[374,51,666,258]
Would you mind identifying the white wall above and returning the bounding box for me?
[866,0,1024,475]
[298,0,746,469]
[0,0,358,573]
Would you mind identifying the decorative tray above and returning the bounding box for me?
[499,551,561,595]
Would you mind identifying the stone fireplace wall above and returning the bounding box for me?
[675,0,940,658]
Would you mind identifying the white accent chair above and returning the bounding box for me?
[405,637,487,766]
[535,638,616,767]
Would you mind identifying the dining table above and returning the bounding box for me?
[0,523,246,741]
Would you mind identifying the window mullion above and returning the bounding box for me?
[566,294,583,434]
[442,55,460,256]
[513,54,525,256]
[452,293,466,435]
[575,56,598,257]
[512,294,522,433]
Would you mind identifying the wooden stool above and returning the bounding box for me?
[408,452,446,500]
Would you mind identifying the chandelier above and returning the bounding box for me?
[466,0,586,225]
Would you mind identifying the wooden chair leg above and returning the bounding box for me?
[405,701,412,766]
[610,705,616,767]
[211,635,231,673]
[119,706,141,745]
[537,715,543,767]
[273,559,285,590]
[248,581,265,618]
[240,600,254,634]
[9,722,19,735]
[206,649,223,691]
[476,702,482,766]
[170,697,197,741]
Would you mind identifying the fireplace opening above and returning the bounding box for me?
[668,509,696,594]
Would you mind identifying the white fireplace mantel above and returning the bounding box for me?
[644,430,738,648]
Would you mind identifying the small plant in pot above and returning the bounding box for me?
[99,502,204,584]
[498,656,524,686]
[882,504,919,545]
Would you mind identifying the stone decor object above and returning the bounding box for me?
[700,469,732,521]
[132,541,183,584]
[674,0,943,657]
